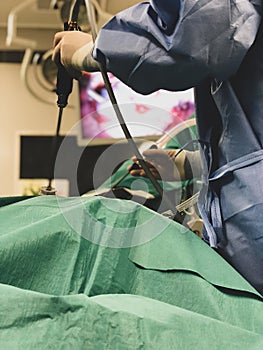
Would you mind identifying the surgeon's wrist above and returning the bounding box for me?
[173,150,186,180]
[71,41,100,72]
[184,150,202,179]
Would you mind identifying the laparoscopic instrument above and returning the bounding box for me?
[84,0,183,219]
[40,0,81,195]
[42,0,181,220]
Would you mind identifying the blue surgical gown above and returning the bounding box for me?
[92,0,263,295]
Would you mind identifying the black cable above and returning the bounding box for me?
[173,139,200,160]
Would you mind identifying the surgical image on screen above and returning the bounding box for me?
[78,72,195,145]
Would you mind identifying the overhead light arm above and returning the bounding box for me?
[6,0,38,48]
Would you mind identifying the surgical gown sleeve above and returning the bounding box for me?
[92,0,261,94]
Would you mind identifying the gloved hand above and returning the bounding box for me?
[128,149,186,182]
[52,31,99,78]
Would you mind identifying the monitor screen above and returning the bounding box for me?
[77,71,195,146]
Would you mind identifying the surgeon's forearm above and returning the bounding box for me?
[90,1,260,95]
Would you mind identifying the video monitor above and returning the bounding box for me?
[77,71,195,146]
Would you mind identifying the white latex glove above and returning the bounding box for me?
[128,149,186,182]
[52,31,99,77]
[129,149,202,181]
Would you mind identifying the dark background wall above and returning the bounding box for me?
[20,135,134,195]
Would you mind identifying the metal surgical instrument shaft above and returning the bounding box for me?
[41,0,82,195]
[84,0,178,217]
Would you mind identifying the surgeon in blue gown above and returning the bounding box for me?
[53,0,263,295]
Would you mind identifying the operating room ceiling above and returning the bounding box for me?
[0,0,141,50]
[0,0,63,50]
